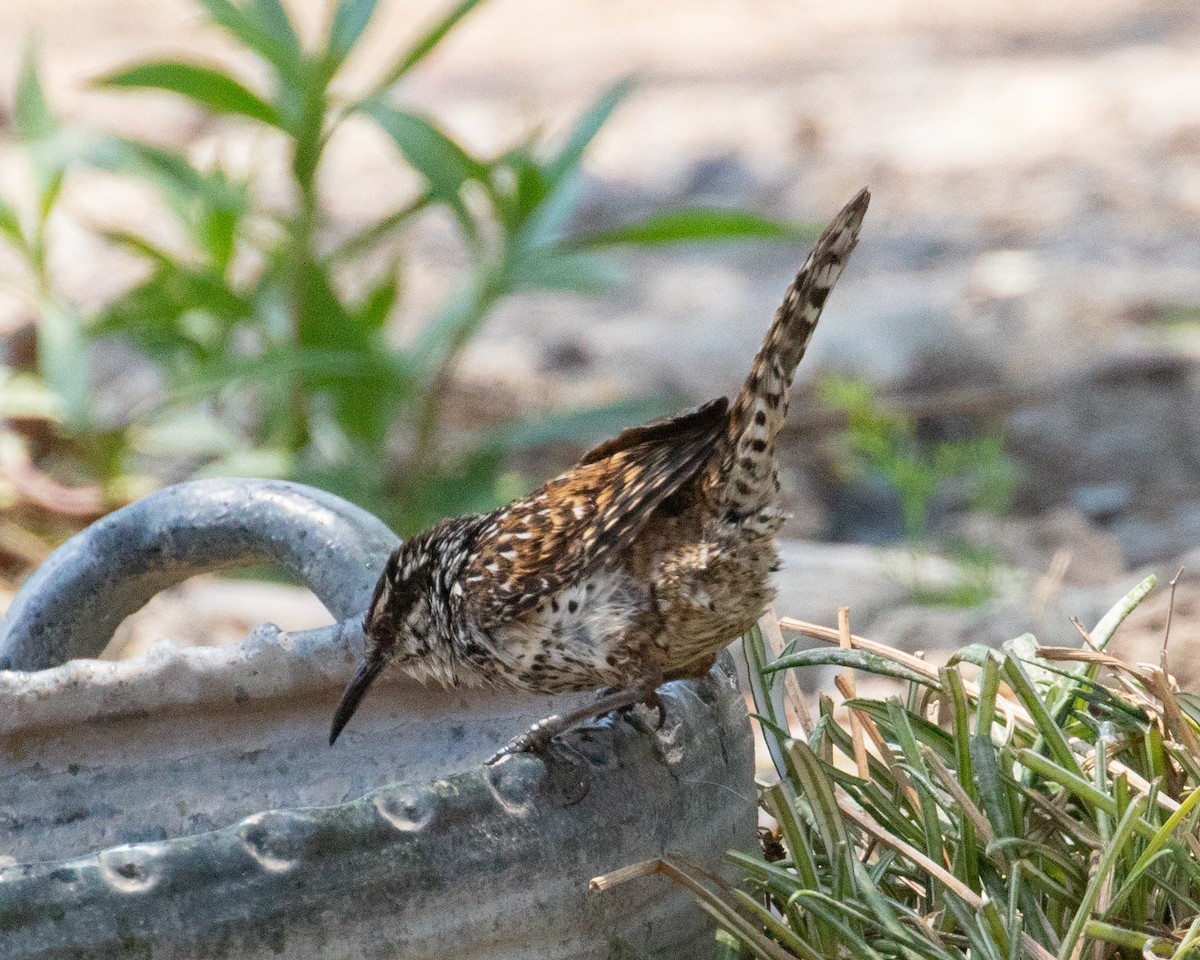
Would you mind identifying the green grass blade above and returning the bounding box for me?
[767,648,938,688]
[1109,786,1200,916]
[1056,796,1147,960]
[743,624,791,783]
[1003,656,1084,779]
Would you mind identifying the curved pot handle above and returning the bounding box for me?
[0,478,401,671]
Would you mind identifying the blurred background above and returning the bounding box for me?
[2,0,1199,682]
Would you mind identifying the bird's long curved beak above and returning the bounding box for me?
[329,657,386,746]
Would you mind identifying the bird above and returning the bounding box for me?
[329,187,869,761]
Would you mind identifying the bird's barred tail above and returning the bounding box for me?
[722,187,870,525]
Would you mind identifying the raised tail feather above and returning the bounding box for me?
[722,187,870,521]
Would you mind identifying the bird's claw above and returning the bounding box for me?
[486,681,666,765]
[614,689,667,733]
[648,692,667,731]
[485,719,557,765]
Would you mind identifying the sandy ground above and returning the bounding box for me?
[4,0,1200,400]
[3,0,1200,682]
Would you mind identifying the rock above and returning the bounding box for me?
[821,477,908,545]
[1110,504,1200,569]
[680,153,759,204]
[1070,482,1133,522]
[772,540,913,631]
[950,507,1125,586]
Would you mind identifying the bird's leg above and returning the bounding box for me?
[487,673,665,765]
[603,665,667,730]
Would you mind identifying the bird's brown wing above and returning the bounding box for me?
[463,398,728,626]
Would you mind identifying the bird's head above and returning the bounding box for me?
[328,540,435,746]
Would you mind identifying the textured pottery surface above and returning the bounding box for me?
[0,479,756,959]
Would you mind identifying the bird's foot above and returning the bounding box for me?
[485,679,664,765]
[486,715,562,765]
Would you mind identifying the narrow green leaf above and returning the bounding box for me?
[1057,796,1147,960]
[499,145,553,223]
[1082,921,1163,954]
[1109,786,1200,917]
[509,249,626,293]
[887,701,946,884]
[766,648,939,689]
[730,888,820,958]
[378,0,486,89]
[245,0,302,50]
[1177,692,1200,730]
[512,163,582,249]
[195,0,303,82]
[976,653,1002,739]
[972,736,1015,838]
[172,347,406,400]
[941,666,982,893]
[97,137,242,212]
[1015,750,1155,842]
[788,891,888,960]
[842,698,956,756]
[985,838,1087,890]
[1047,575,1156,730]
[546,78,634,187]
[1005,631,1055,686]
[761,786,819,897]
[940,667,976,796]
[1003,656,1084,779]
[0,195,27,251]
[947,643,995,668]
[1092,574,1156,649]
[328,0,378,65]
[979,897,1012,957]
[763,785,837,955]
[566,207,804,250]
[324,192,430,263]
[743,623,792,785]
[14,45,55,141]
[365,102,485,233]
[36,167,65,231]
[850,856,910,943]
[786,739,852,894]
[98,62,279,126]
[356,273,399,332]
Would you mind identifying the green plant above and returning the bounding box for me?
[599,576,1200,958]
[0,48,91,434]
[819,375,1018,605]
[1,0,804,541]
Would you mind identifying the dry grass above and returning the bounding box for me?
[598,574,1200,959]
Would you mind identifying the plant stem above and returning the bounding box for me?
[408,269,502,476]
[284,190,317,450]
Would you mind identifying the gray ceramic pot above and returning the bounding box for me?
[0,479,756,959]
